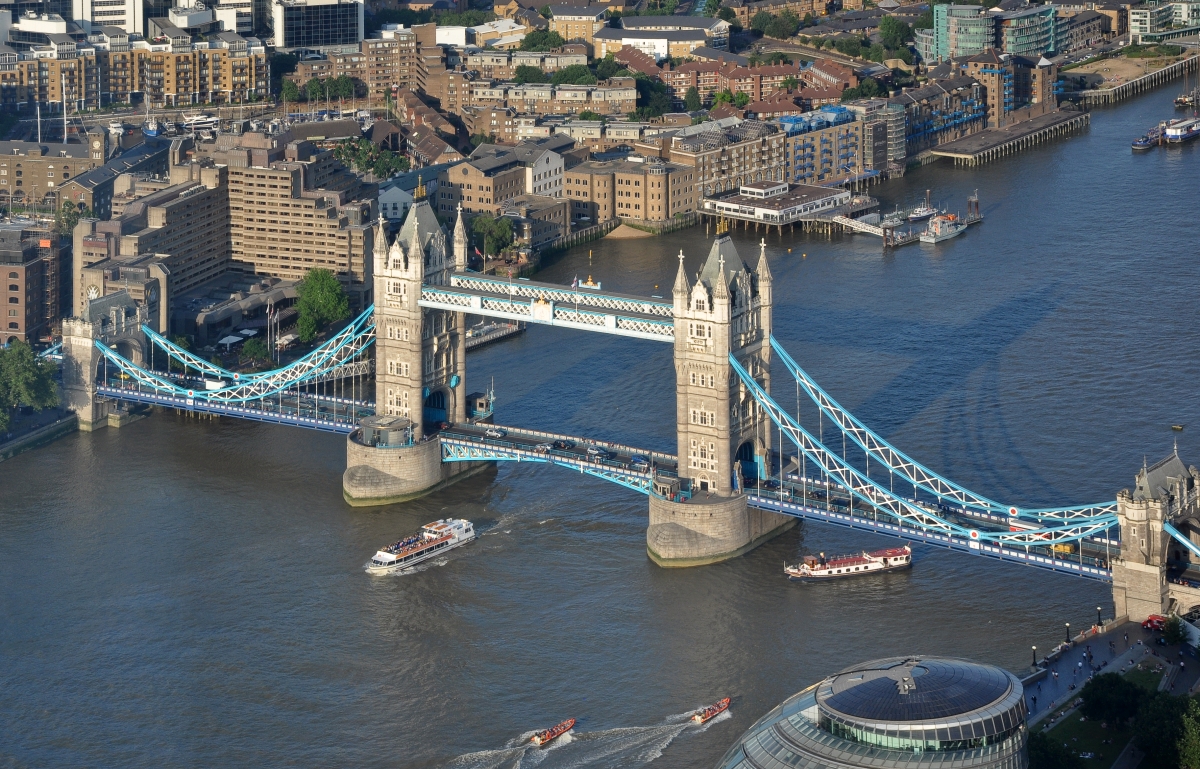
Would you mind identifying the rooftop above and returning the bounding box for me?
[818,657,1015,723]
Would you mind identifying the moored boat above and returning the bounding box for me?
[908,189,938,222]
[531,718,575,746]
[692,698,731,724]
[919,213,966,243]
[785,545,912,581]
[1165,117,1200,144]
[365,518,475,574]
[1131,135,1154,151]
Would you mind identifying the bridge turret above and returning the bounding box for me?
[1113,449,1200,621]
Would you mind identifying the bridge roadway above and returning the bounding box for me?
[96,382,371,433]
[419,273,675,343]
[439,422,677,495]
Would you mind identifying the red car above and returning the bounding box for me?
[1142,615,1166,630]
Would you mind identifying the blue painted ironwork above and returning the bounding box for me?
[440,434,657,494]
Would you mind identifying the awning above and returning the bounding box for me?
[239,329,257,336]
[217,335,243,346]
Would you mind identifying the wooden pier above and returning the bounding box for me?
[930,110,1091,167]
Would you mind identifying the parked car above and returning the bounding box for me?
[586,445,611,459]
[485,428,507,438]
[1143,614,1166,630]
[553,439,574,450]
[534,442,553,453]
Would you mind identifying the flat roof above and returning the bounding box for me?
[707,183,848,211]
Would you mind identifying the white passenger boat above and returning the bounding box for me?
[366,519,475,574]
[785,545,912,581]
[919,213,967,243]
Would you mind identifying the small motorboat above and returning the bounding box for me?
[692,698,731,724]
[531,718,575,746]
[1131,135,1154,151]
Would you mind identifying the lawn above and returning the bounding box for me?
[1032,663,1164,768]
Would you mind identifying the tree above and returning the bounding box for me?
[519,29,566,51]
[684,86,702,111]
[169,335,191,373]
[552,63,597,85]
[1166,615,1191,646]
[1180,697,1200,769]
[703,0,720,15]
[1027,732,1085,769]
[471,215,514,257]
[281,79,302,104]
[1080,673,1145,724]
[751,10,774,32]
[540,4,552,17]
[295,268,350,343]
[53,201,92,236]
[1136,692,1190,769]
[879,15,913,48]
[840,77,882,100]
[765,9,800,38]
[240,337,270,365]
[712,88,734,105]
[269,51,298,95]
[578,110,606,122]
[628,73,673,118]
[470,132,493,147]
[305,77,327,103]
[717,6,736,21]
[782,76,798,90]
[513,64,548,84]
[331,137,409,178]
[733,90,750,108]
[0,341,59,433]
[867,42,887,62]
[594,54,621,80]
[913,9,933,29]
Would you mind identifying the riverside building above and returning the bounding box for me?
[719,656,1028,769]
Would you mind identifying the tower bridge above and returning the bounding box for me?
[53,196,1200,611]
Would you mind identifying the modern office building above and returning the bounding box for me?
[1129,2,1174,41]
[719,656,1028,769]
[931,4,996,61]
[926,3,1061,61]
[72,0,143,35]
[270,0,363,52]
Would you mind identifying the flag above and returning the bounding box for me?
[474,246,483,256]
[571,275,578,289]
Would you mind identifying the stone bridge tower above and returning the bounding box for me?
[1112,450,1200,621]
[61,290,148,432]
[646,230,793,566]
[343,198,481,506]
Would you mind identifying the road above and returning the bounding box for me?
[440,422,678,477]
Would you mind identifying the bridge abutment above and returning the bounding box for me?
[343,429,488,506]
[1112,452,1200,621]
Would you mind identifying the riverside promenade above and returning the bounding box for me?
[1024,621,1200,725]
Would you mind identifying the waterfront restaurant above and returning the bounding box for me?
[702,182,851,230]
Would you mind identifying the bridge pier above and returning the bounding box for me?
[648,492,793,567]
[62,292,149,432]
[343,427,490,506]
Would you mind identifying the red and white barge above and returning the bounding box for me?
[785,545,912,581]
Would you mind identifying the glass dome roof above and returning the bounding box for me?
[820,657,1014,723]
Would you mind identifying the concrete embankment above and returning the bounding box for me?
[0,413,78,463]
[1069,53,1200,106]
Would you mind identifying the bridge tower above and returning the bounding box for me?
[646,230,794,566]
[343,198,482,506]
[61,291,148,431]
[1112,450,1200,621]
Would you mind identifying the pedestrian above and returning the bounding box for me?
[1032,695,1038,709]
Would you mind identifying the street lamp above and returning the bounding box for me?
[1032,645,1037,667]
[1097,606,1103,626]
[1065,622,1071,643]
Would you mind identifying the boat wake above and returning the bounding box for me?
[483,513,520,536]
[446,713,698,769]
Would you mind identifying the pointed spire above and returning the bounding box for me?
[672,249,689,296]
[373,212,389,263]
[452,202,467,270]
[756,238,772,283]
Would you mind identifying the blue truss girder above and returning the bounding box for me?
[450,273,674,318]
[440,437,656,494]
[746,494,1113,582]
[732,354,1117,546]
[96,385,361,433]
[770,336,1117,523]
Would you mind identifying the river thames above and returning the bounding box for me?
[3,86,1199,768]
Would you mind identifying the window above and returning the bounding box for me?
[690,409,716,426]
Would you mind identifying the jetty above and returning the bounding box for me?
[931,110,1091,167]
[1073,53,1200,106]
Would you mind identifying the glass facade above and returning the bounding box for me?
[718,657,1029,769]
[276,0,362,50]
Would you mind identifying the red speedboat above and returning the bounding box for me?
[692,698,731,724]
[530,718,575,746]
